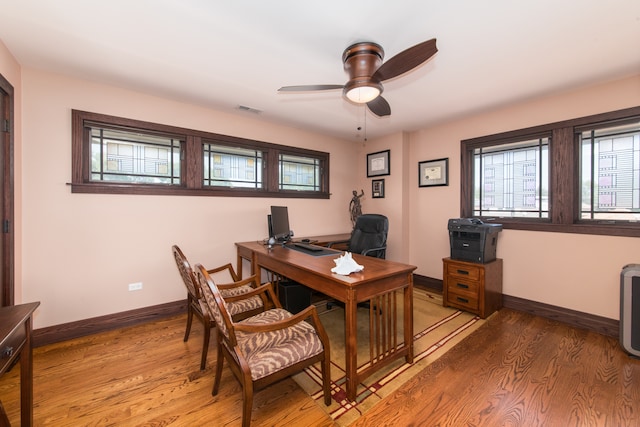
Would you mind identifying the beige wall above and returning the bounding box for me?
[17,68,357,328]
[408,74,640,319]
[2,37,640,328]
[354,132,411,262]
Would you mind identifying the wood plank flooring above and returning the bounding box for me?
[1,307,639,426]
[352,308,640,427]
[0,315,333,426]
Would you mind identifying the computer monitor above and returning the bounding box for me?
[270,206,291,242]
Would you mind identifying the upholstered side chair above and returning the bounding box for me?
[172,245,267,370]
[195,263,331,427]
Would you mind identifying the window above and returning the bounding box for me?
[203,143,262,189]
[473,138,549,218]
[71,110,330,198]
[279,153,322,192]
[579,118,640,221]
[461,106,640,237]
[89,126,182,185]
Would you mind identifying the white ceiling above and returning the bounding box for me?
[1,0,639,141]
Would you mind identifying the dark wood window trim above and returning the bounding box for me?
[70,110,330,198]
[461,106,640,237]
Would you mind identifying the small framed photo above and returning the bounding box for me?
[372,179,385,198]
[367,149,390,177]
[419,158,449,187]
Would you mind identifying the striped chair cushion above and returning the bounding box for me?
[220,285,263,317]
[234,308,324,381]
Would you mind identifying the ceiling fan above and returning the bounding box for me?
[278,38,437,117]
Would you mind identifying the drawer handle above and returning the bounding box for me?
[2,346,13,358]
[456,283,469,289]
[456,269,470,275]
[456,296,469,303]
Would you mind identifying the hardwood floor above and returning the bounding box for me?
[1,308,639,426]
[0,315,333,426]
[352,308,640,427]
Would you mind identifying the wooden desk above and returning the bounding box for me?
[0,302,40,427]
[300,232,350,245]
[236,240,416,401]
[301,233,351,250]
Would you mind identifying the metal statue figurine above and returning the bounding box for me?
[350,189,365,228]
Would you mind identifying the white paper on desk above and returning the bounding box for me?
[331,252,364,275]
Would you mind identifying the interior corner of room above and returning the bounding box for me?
[1,2,640,424]
[0,3,636,342]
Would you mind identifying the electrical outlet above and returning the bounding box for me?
[128,282,143,291]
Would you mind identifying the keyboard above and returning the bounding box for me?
[292,242,323,252]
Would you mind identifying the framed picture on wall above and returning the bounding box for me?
[419,158,449,187]
[367,149,390,177]
[372,179,385,198]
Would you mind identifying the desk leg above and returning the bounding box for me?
[236,252,243,280]
[404,273,414,363]
[20,316,34,427]
[251,252,262,285]
[235,250,258,281]
[344,293,358,402]
[0,401,10,426]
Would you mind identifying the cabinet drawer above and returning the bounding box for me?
[0,325,26,374]
[447,289,479,311]
[446,263,481,281]
[446,277,480,295]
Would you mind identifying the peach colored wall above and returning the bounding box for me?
[0,40,23,304]
[4,39,639,327]
[408,74,640,320]
[355,132,411,262]
[19,68,356,328]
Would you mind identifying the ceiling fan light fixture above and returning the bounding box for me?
[345,85,380,103]
[343,79,383,104]
[279,38,437,117]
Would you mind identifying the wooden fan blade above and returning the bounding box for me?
[372,38,437,82]
[367,96,391,117]
[278,84,344,92]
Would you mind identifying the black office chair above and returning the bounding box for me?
[327,214,389,309]
[346,213,388,259]
[329,213,388,258]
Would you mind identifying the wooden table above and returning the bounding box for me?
[0,302,40,427]
[300,233,351,249]
[236,240,416,401]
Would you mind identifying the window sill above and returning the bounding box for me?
[68,183,330,199]
[481,218,640,238]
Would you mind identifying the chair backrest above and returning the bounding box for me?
[195,263,235,342]
[349,214,389,258]
[172,245,201,300]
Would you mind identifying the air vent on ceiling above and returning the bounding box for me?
[237,105,262,114]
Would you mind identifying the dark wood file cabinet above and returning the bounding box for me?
[443,257,502,318]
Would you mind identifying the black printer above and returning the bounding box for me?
[448,218,502,263]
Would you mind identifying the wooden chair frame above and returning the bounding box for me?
[195,264,331,427]
[172,245,266,370]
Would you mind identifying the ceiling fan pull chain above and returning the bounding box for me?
[364,106,368,142]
